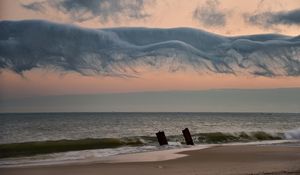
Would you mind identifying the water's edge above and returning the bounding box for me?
[1,140,298,168]
[0,131,286,158]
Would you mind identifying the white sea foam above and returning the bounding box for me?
[102,145,211,163]
[284,128,300,140]
[104,140,299,163]
[0,146,154,168]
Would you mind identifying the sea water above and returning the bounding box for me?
[1,112,300,144]
[0,112,300,167]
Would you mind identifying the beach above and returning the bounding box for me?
[1,145,300,175]
[2,1,300,174]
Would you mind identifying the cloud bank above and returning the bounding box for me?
[245,8,300,29]
[0,20,300,77]
[193,0,226,27]
[22,0,153,23]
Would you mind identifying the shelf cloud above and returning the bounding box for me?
[0,20,300,77]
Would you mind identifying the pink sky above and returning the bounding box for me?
[0,0,300,99]
[1,68,300,99]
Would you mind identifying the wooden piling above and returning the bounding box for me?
[156,131,168,146]
[182,128,194,145]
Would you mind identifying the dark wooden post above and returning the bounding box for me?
[156,131,168,146]
[182,128,194,145]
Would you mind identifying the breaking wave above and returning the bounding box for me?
[0,131,292,158]
[284,128,300,140]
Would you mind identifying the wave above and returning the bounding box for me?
[165,131,284,144]
[0,131,290,158]
[0,138,144,159]
[284,128,300,139]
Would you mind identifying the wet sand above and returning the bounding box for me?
[1,145,300,175]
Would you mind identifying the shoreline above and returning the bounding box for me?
[0,140,297,168]
[1,144,300,175]
[0,131,290,159]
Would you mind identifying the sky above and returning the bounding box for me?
[0,0,300,112]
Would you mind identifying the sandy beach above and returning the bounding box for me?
[1,145,300,175]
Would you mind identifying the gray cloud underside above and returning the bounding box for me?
[22,0,152,23]
[193,0,226,27]
[0,20,300,77]
[245,8,300,28]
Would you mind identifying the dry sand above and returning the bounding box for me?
[1,145,300,175]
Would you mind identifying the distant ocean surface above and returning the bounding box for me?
[1,112,300,144]
[0,112,300,167]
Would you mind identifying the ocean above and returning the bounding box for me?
[0,112,300,167]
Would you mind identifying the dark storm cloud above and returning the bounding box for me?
[193,0,226,27]
[1,20,300,77]
[22,0,153,23]
[244,8,300,29]
[21,1,46,12]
